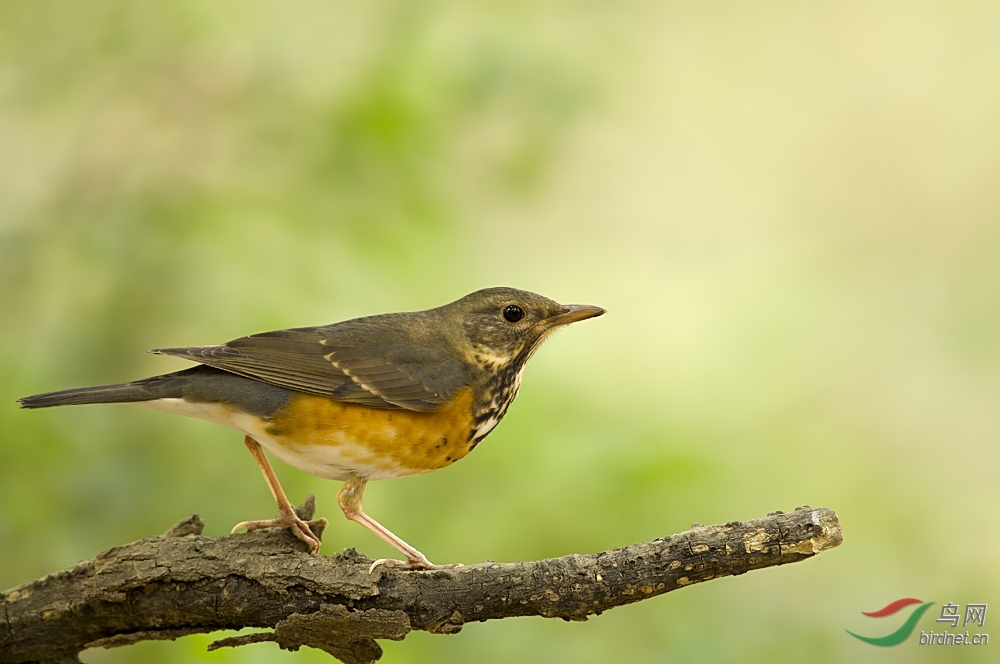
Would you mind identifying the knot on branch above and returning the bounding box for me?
[209,604,410,664]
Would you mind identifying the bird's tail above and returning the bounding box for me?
[17,371,194,409]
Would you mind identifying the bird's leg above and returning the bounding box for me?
[337,473,461,573]
[231,435,328,553]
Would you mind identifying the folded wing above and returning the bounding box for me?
[152,325,465,411]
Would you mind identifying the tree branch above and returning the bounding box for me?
[0,501,842,664]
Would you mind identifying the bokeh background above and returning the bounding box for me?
[2,1,998,662]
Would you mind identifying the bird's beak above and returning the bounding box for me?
[543,304,607,327]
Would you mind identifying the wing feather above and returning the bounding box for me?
[152,324,467,411]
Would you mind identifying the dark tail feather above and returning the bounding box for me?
[18,382,160,408]
[17,369,203,409]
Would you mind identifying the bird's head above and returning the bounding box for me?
[442,287,605,370]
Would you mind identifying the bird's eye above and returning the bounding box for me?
[502,304,524,323]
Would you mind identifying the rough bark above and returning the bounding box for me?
[1,501,842,664]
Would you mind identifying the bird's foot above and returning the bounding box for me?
[231,511,329,554]
[368,556,463,574]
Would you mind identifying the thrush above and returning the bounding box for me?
[19,287,604,570]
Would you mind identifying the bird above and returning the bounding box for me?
[18,287,605,570]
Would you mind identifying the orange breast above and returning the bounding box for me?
[263,387,478,480]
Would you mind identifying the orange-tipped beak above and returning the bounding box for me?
[544,304,606,327]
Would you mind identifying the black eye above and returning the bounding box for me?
[502,304,524,323]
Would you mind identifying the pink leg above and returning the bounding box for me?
[337,474,460,572]
[231,436,328,553]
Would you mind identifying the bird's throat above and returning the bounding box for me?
[468,358,528,449]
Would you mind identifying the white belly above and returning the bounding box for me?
[135,398,370,481]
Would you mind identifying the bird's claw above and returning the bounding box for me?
[368,557,463,574]
[231,513,328,554]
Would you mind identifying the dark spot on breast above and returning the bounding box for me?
[445,455,452,461]
[441,437,448,446]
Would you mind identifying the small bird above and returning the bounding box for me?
[19,287,604,570]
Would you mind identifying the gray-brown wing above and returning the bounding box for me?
[151,326,466,411]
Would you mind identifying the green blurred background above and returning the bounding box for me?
[2,1,998,662]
